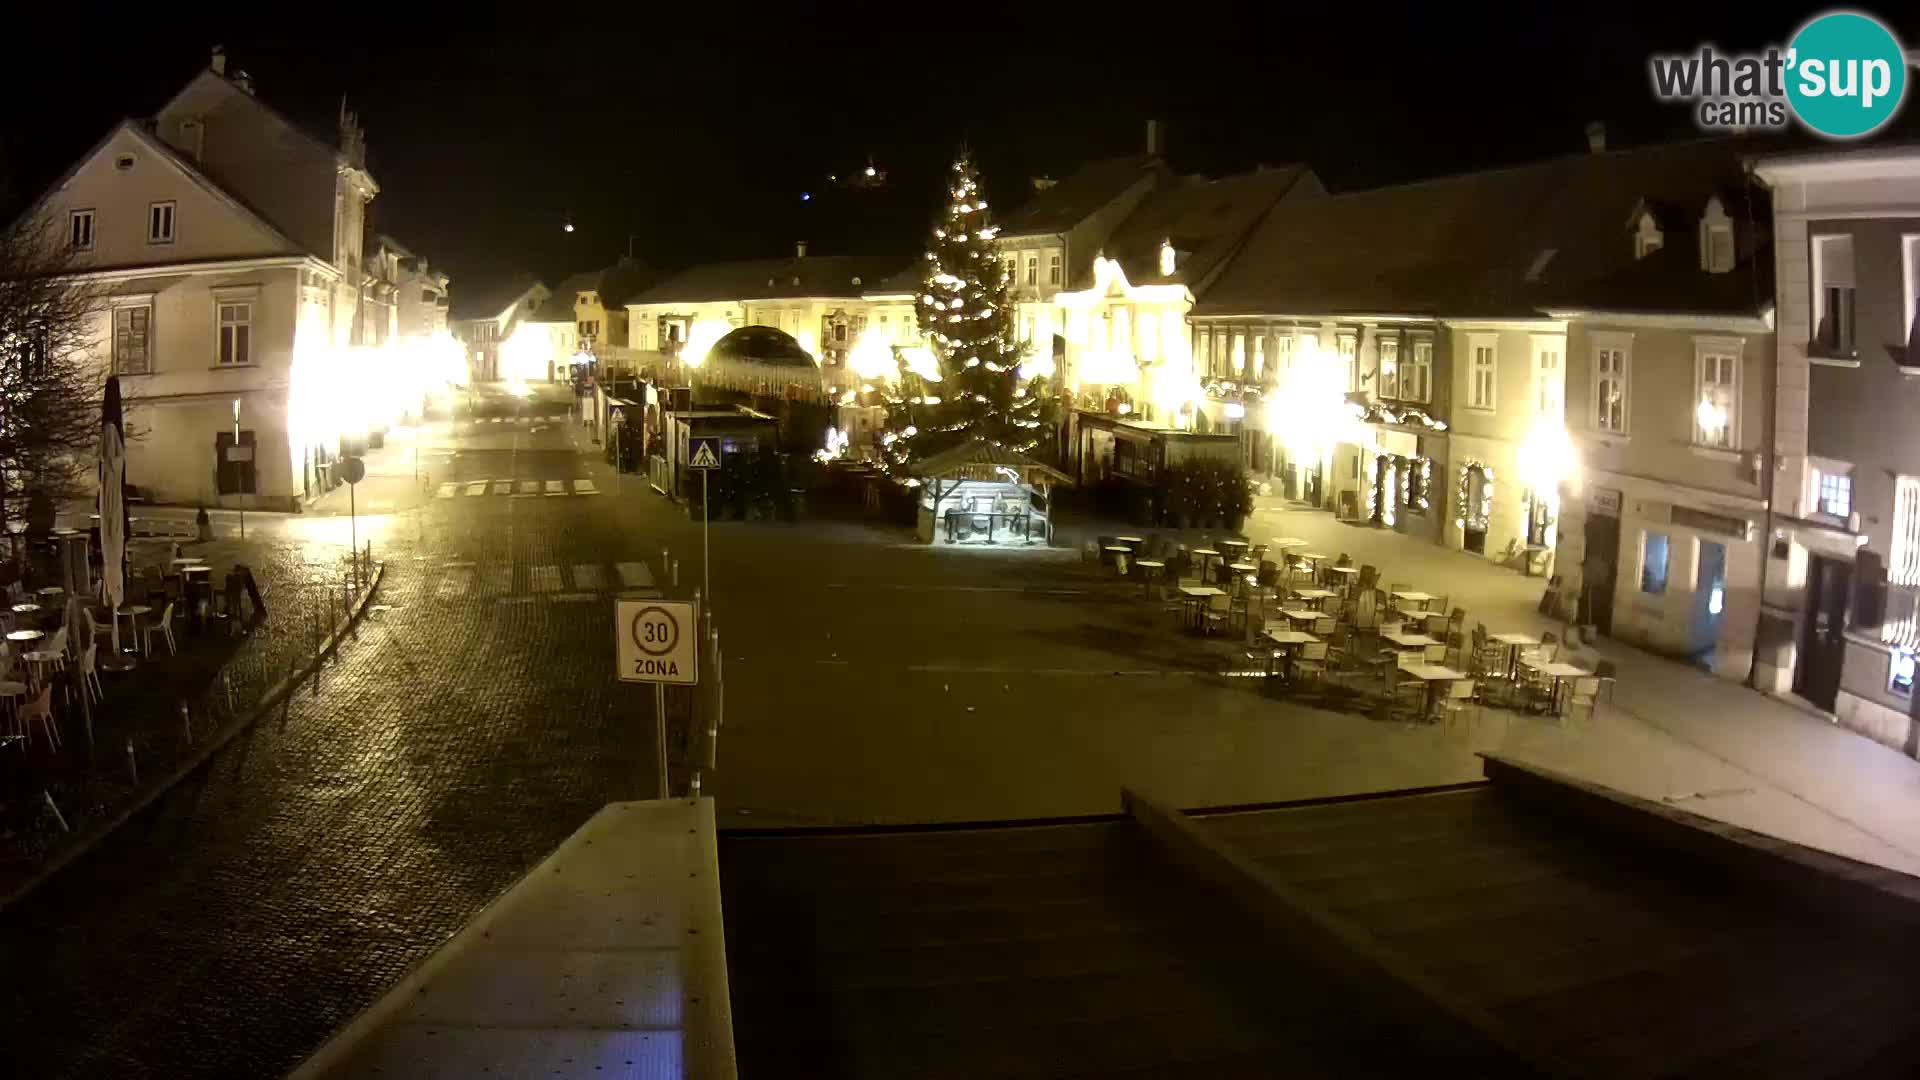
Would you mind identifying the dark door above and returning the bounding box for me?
[1796,555,1851,711]
[1581,511,1621,635]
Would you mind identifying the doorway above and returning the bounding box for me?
[1462,463,1489,555]
[1796,554,1851,711]
[1692,539,1727,665]
[1581,510,1620,635]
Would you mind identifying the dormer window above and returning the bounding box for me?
[1159,239,1176,278]
[1633,211,1664,260]
[1699,197,1734,274]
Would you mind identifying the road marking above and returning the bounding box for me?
[615,561,653,588]
[905,664,1183,676]
[572,564,605,590]
[544,480,564,495]
[519,480,540,495]
[435,569,470,598]
[492,480,514,495]
[554,593,595,602]
[530,565,562,593]
[489,417,503,424]
[435,483,457,499]
[483,565,512,595]
[464,480,488,496]
[574,479,598,495]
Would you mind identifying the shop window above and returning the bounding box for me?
[1641,531,1670,594]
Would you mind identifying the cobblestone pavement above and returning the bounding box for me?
[0,385,664,1078]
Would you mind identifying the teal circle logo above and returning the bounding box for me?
[1786,11,1908,138]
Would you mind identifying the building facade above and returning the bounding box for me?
[1754,148,1920,753]
[452,279,548,383]
[23,52,379,509]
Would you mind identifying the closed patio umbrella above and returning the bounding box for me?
[99,377,126,658]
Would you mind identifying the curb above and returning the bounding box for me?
[0,561,387,916]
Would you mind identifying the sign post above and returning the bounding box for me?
[687,436,721,613]
[341,455,366,588]
[616,598,698,799]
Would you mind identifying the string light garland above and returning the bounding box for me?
[879,151,1055,469]
[1454,461,1494,532]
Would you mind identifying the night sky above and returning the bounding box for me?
[3,7,1915,300]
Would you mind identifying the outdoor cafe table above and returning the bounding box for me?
[1390,589,1437,610]
[1177,585,1224,632]
[1324,565,1359,580]
[1275,608,1318,629]
[1382,630,1439,653]
[1219,538,1250,557]
[1520,658,1590,714]
[1260,628,1319,677]
[1291,587,1337,609]
[1103,545,1133,569]
[10,603,39,617]
[1115,536,1146,551]
[1227,561,1257,578]
[1489,632,1540,676]
[1132,559,1165,597]
[1402,663,1467,716]
[169,557,206,567]
[1191,548,1222,580]
[6,628,42,645]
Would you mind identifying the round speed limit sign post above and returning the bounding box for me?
[615,598,697,798]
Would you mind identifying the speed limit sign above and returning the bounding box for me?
[615,599,697,685]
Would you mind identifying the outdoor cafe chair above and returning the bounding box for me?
[1565,676,1601,723]
[1388,669,1426,721]
[1202,592,1231,636]
[1289,640,1329,684]
[79,642,103,704]
[1441,678,1478,730]
[1424,641,1447,664]
[18,685,56,750]
[1594,659,1619,703]
[143,602,178,657]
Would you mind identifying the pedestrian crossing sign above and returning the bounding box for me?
[688,437,721,470]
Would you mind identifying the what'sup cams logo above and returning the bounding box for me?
[1650,10,1912,139]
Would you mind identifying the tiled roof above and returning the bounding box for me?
[1080,166,1317,295]
[632,254,909,305]
[993,155,1163,237]
[1196,137,1777,320]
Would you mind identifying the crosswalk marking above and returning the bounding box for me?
[489,417,503,424]
[575,479,598,495]
[544,480,564,495]
[435,483,457,499]
[436,568,470,598]
[616,561,653,588]
[492,480,514,495]
[464,480,488,496]
[425,560,658,602]
[572,564,605,590]
[519,480,540,495]
[530,565,562,593]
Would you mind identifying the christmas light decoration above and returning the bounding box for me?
[1454,461,1494,532]
[879,151,1053,467]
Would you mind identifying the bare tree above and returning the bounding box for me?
[0,215,106,535]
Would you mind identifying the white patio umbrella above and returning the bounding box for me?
[99,377,126,657]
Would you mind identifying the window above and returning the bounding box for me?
[1405,336,1432,403]
[1252,334,1266,381]
[1892,649,1916,697]
[112,305,151,374]
[1137,312,1157,360]
[218,302,252,367]
[1699,198,1734,273]
[69,209,95,252]
[1533,336,1563,418]
[1231,330,1246,375]
[1336,331,1357,392]
[1641,532,1670,594]
[1003,257,1015,284]
[1593,335,1630,433]
[1903,234,1920,353]
[1817,469,1852,518]
[834,323,848,344]
[1025,256,1038,286]
[1023,314,1035,342]
[1468,334,1497,409]
[1894,476,1920,588]
[1195,327,1210,372]
[1812,234,1856,356]
[1376,335,1399,398]
[147,201,175,244]
[1693,339,1741,448]
[1048,253,1061,286]
[1634,212,1663,259]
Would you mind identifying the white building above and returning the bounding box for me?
[20,50,380,509]
[453,278,549,383]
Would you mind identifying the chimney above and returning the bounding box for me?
[795,241,807,259]
[1146,119,1162,157]
[234,70,254,96]
[1585,121,1606,153]
[210,46,227,76]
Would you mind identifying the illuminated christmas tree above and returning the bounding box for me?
[884,151,1050,470]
